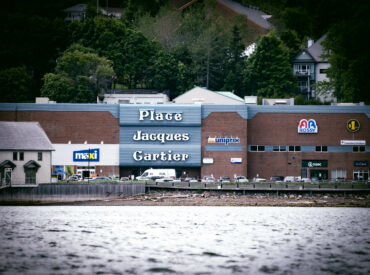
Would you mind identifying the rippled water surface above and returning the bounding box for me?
[0,206,369,275]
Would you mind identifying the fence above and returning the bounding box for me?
[0,182,145,202]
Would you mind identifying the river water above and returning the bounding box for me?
[0,206,369,275]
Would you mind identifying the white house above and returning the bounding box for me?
[0,122,54,186]
[292,35,336,102]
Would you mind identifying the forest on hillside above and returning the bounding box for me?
[0,0,369,104]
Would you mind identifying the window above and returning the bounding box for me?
[353,146,365,152]
[19,152,24,161]
[332,170,346,180]
[25,169,36,184]
[289,146,301,152]
[353,170,369,181]
[38,152,42,161]
[319,69,328,74]
[273,146,286,152]
[250,145,265,152]
[13,152,17,161]
[315,146,328,152]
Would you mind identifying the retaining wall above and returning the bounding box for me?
[0,183,145,202]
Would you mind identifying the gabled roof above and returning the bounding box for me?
[0,122,54,151]
[24,160,41,169]
[293,35,327,63]
[0,160,16,168]
[173,86,244,104]
[306,35,327,62]
[64,4,87,12]
[216,92,244,102]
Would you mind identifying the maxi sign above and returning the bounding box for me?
[119,106,201,167]
[73,148,100,162]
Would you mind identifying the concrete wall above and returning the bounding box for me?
[0,183,145,202]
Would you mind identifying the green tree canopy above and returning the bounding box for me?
[243,32,296,97]
[41,44,114,103]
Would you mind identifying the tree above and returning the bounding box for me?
[41,44,114,103]
[0,66,32,102]
[243,32,296,97]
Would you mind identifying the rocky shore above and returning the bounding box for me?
[65,191,370,207]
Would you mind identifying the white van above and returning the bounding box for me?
[136,168,176,181]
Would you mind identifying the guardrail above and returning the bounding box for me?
[146,182,370,192]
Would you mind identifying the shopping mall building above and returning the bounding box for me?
[0,103,369,181]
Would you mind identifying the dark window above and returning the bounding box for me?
[19,152,24,161]
[316,146,327,152]
[320,69,328,74]
[353,146,365,152]
[280,146,286,152]
[273,146,279,152]
[13,152,17,161]
[289,146,294,152]
[295,146,301,152]
[38,152,42,161]
[251,146,257,151]
[258,146,265,151]
[25,169,36,184]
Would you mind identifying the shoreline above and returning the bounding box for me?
[2,191,370,207]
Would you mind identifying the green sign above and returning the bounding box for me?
[302,160,328,168]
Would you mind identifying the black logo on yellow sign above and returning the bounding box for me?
[346,119,360,133]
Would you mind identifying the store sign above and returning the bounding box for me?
[231,158,242,164]
[346,119,360,133]
[341,140,366,145]
[203,158,214,164]
[298,119,318,133]
[73,148,100,162]
[133,150,188,162]
[53,165,64,175]
[208,136,240,145]
[302,160,328,168]
[139,109,182,121]
[354,161,368,167]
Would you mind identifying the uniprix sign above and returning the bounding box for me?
[73,148,100,162]
[298,119,318,134]
[208,137,240,145]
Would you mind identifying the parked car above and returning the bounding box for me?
[201,176,215,183]
[91,176,111,181]
[284,176,298,182]
[67,175,81,181]
[234,176,249,183]
[218,176,231,183]
[184,177,198,183]
[300,178,311,183]
[155,177,181,183]
[253,177,267,182]
[120,177,129,181]
[269,176,284,183]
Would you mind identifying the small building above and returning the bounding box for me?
[173,86,245,105]
[262,98,294,106]
[245,96,258,105]
[0,122,54,186]
[98,90,169,104]
[292,35,336,102]
[64,4,87,21]
[100,7,124,18]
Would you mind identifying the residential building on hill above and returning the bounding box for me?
[292,35,336,102]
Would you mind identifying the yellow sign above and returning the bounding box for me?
[346,119,360,133]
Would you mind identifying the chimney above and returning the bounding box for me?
[307,39,314,48]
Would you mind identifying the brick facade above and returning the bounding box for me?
[201,112,248,180]
[0,111,119,144]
